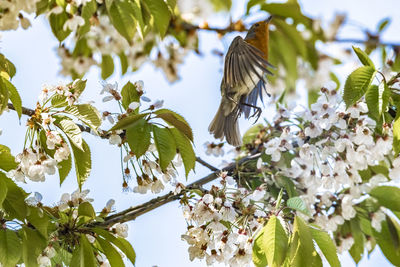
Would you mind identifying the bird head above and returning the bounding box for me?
[246,16,273,39]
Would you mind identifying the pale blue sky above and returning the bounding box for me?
[1,0,399,266]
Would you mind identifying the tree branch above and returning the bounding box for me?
[7,103,35,116]
[92,152,261,228]
[178,21,400,48]
[333,38,400,47]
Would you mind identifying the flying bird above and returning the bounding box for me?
[209,17,274,147]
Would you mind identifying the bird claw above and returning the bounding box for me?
[250,107,262,123]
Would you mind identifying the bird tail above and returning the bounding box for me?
[208,101,242,147]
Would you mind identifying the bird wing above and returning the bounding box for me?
[222,36,273,96]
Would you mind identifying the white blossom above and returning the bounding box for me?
[114,223,129,238]
[63,16,85,31]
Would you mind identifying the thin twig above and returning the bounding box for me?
[195,157,219,172]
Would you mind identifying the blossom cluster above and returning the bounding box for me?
[100,81,185,194]
[181,173,272,266]
[39,80,82,106]
[6,81,87,183]
[0,0,38,30]
[0,0,199,81]
[204,141,225,157]
[57,11,197,82]
[57,14,155,77]
[7,142,69,182]
[181,84,399,266]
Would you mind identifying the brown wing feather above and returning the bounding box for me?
[222,36,272,92]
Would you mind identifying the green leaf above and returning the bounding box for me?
[209,0,232,11]
[71,79,87,97]
[51,80,86,107]
[343,66,376,108]
[128,0,145,37]
[56,0,66,7]
[308,89,319,107]
[170,128,196,177]
[242,124,263,144]
[309,226,340,267]
[0,177,7,208]
[262,215,288,267]
[51,248,72,266]
[49,12,71,42]
[165,0,176,10]
[358,210,374,236]
[306,40,319,70]
[275,188,283,209]
[101,54,114,80]
[330,72,341,90]
[392,52,400,72]
[1,173,28,220]
[393,112,400,155]
[155,109,193,141]
[126,119,151,158]
[107,0,137,44]
[352,46,375,67]
[78,0,97,36]
[121,81,140,110]
[349,218,365,263]
[54,116,83,150]
[0,144,17,171]
[70,38,91,58]
[274,19,307,59]
[290,216,315,267]
[21,227,47,267]
[0,76,9,115]
[377,18,390,33]
[58,151,72,185]
[270,30,298,89]
[365,83,390,121]
[153,126,176,171]
[71,139,91,189]
[26,206,49,237]
[70,235,96,267]
[92,228,136,265]
[0,76,22,118]
[252,230,268,267]
[373,217,400,266]
[78,201,96,219]
[246,0,265,14]
[386,215,400,249]
[51,94,68,108]
[109,113,147,131]
[279,176,298,198]
[97,237,125,267]
[0,53,16,78]
[0,229,22,267]
[119,52,129,75]
[287,197,310,216]
[370,186,400,211]
[142,0,171,36]
[64,104,102,130]
[261,0,312,28]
